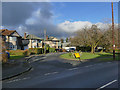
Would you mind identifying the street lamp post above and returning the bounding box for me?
[111,2,115,60]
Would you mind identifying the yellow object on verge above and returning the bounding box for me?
[74,53,80,58]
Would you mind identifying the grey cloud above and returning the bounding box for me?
[25,22,68,38]
[2,2,53,26]
[2,2,69,38]
[2,2,35,26]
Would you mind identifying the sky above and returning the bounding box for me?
[1,2,118,39]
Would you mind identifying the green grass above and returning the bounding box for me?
[60,52,119,61]
[9,55,24,60]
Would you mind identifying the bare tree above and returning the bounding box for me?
[70,25,104,53]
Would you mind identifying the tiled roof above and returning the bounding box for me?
[47,36,59,41]
[26,34,42,40]
[0,29,16,36]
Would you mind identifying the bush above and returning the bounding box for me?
[9,49,30,57]
[69,52,72,57]
[76,46,91,52]
[62,49,66,52]
[49,48,55,53]
[29,48,44,54]
[9,50,25,56]
[23,49,30,56]
[2,40,8,63]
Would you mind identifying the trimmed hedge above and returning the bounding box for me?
[9,47,58,58]
[29,48,44,54]
[76,46,91,52]
[9,49,30,57]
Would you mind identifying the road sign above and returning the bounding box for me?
[74,53,80,58]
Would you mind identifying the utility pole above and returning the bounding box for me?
[44,29,46,54]
[111,2,115,60]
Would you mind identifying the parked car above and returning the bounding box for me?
[69,48,75,52]
[66,49,70,52]
[58,49,62,52]
[55,49,62,52]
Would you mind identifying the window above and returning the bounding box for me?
[53,41,56,44]
[9,37,16,41]
[32,40,36,43]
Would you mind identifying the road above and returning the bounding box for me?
[2,53,119,89]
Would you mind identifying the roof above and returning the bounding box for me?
[0,29,18,36]
[47,36,60,41]
[26,34,43,40]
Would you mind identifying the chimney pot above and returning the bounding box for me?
[46,35,48,40]
[24,32,26,39]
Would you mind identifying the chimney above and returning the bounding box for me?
[24,32,27,39]
[46,35,48,40]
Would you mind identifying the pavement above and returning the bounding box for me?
[2,52,119,89]
[2,56,32,80]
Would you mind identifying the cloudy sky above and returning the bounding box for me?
[1,2,118,38]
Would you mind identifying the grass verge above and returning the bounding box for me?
[60,52,119,61]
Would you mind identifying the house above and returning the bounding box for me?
[23,33,43,49]
[0,29,22,50]
[44,36,61,49]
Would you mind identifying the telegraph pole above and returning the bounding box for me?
[111,2,115,60]
[44,29,46,54]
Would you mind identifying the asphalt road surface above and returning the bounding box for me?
[2,53,119,89]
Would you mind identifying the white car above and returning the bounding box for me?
[66,49,70,52]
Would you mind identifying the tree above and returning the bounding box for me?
[66,37,69,42]
[70,25,104,53]
[99,25,118,51]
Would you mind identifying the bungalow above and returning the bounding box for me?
[0,29,22,50]
[23,33,43,49]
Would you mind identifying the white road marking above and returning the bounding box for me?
[68,68,78,70]
[85,65,93,67]
[22,77,30,80]
[107,62,112,63]
[30,57,47,63]
[52,72,58,74]
[44,73,51,76]
[96,80,117,90]
[44,72,59,76]
[7,77,30,83]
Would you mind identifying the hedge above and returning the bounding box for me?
[9,49,30,57]
[49,48,55,53]
[29,48,44,54]
[76,46,91,52]
[9,47,57,58]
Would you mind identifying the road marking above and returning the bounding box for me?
[44,72,59,76]
[68,68,78,70]
[7,77,30,83]
[107,62,112,63]
[85,65,93,67]
[96,80,117,90]
[29,57,47,63]
[52,72,58,74]
[44,73,51,76]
